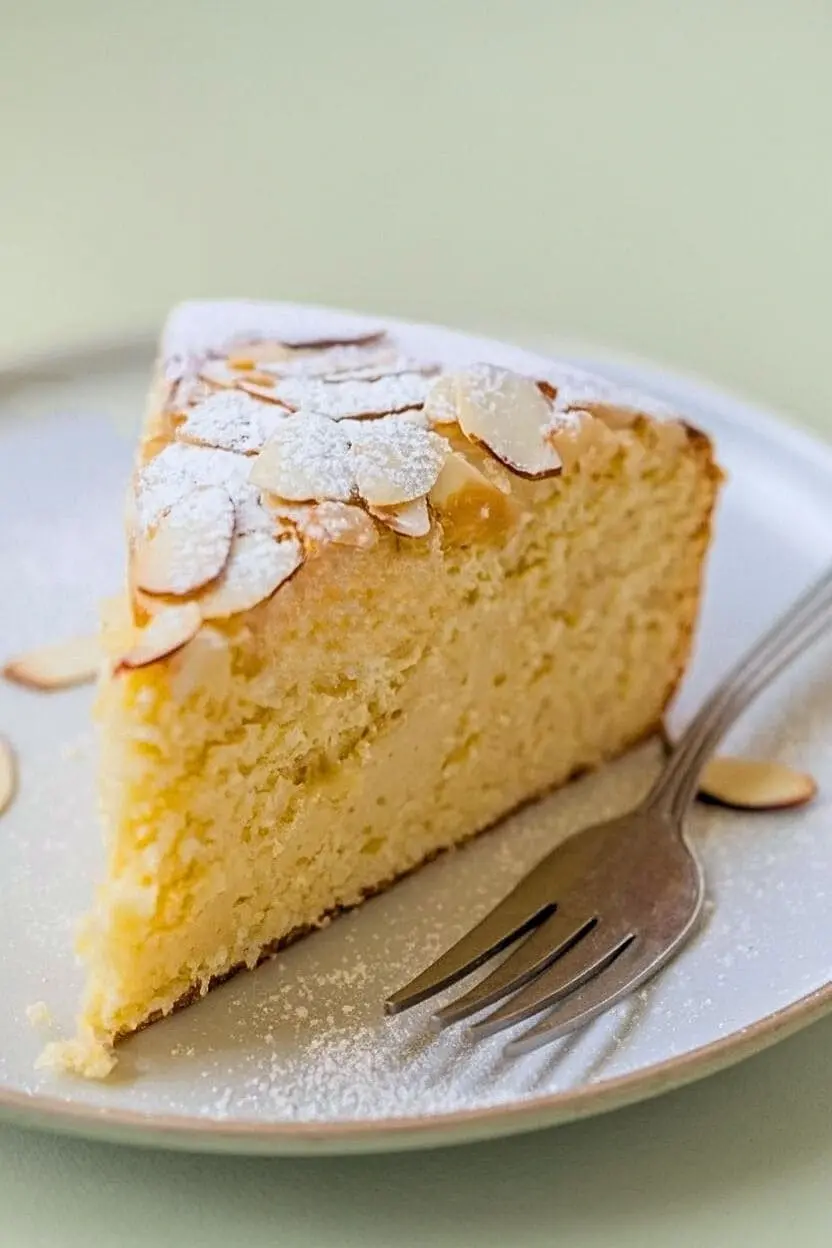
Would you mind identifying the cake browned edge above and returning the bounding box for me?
[114,422,722,1042]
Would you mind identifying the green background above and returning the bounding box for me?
[2,2,832,1244]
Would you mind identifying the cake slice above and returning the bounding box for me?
[51,302,721,1076]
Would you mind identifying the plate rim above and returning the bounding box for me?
[2,329,832,1155]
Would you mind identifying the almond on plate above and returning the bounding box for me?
[0,736,16,817]
[698,756,817,810]
[2,636,100,691]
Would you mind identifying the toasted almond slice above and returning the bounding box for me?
[423,373,461,427]
[455,365,562,478]
[199,358,239,389]
[228,341,294,366]
[698,757,817,810]
[317,359,437,384]
[369,497,431,538]
[3,636,100,691]
[134,486,235,596]
[280,328,387,351]
[429,451,515,541]
[237,378,294,405]
[273,372,432,421]
[0,736,17,817]
[114,603,202,673]
[272,500,379,549]
[310,501,378,548]
[350,420,448,507]
[198,531,303,619]
[178,390,288,454]
[170,375,212,411]
[255,344,406,381]
[250,414,355,502]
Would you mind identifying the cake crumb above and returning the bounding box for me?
[37,1033,117,1080]
[25,1001,54,1030]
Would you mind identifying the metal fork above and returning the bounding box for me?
[386,565,832,1056]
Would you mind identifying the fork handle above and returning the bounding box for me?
[647,565,832,821]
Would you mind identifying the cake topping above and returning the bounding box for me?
[137,442,271,536]
[423,373,461,427]
[454,365,563,478]
[115,604,203,672]
[271,372,433,421]
[0,736,16,817]
[198,531,303,619]
[254,343,415,381]
[272,501,378,549]
[349,419,448,507]
[2,636,100,691]
[144,306,692,621]
[178,390,288,454]
[134,486,235,597]
[277,327,386,351]
[250,414,355,503]
[368,497,432,538]
[429,451,514,541]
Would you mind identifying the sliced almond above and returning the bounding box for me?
[198,358,239,389]
[279,328,386,351]
[237,378,294,405]
[317,359,436,384]
[455,365,562,478]
[255,344,406,381]
[170,375,212,410]
[423,373,461,427]
[350,420,448,507]
[272,501,378,549]
[273,372,432,421]
[114,603,202,673]
[198,531,303,619]
[429,451,515,542]
[178,390,288,454]
[698,757,817,810]
[0,736,17,817]
[249,414,355,502]
[134,486,235,597]
[3,636,100,691]
[369,497,431,538]
[227,341,293,366]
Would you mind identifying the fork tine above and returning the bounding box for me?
[470,923,636,1038]
[504,936,668,1055]
[431,910,597,1030]
[385,887,556,1015]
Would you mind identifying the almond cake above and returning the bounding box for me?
[46,301,721,1076]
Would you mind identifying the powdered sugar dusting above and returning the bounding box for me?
[250,414,354,503]
[350,420,449,507]
[273,373,433,421]
[162,301,681,426]
[258,345,427,382]
[163,301,387,376]
[179,390,288,454]
[134,486,235,597]
[137,443,272,536]
[198,531,303,620]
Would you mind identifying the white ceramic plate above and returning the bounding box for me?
[1,333,832,1155]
